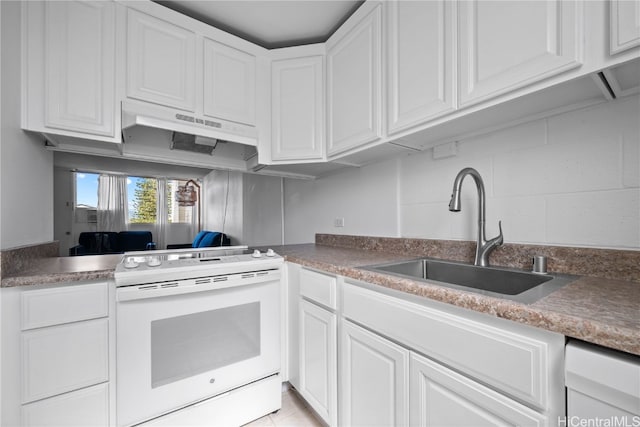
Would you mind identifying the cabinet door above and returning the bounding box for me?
[386,0,455,134]
[327,5,382,157]
[127,8,196,111]
[458,0,582,107]
[410,353,545,427]
[22,318,109,404]
[203,39,256,125]
[44,1,115,137]
[340,320,409,427]
[286,263,301,388]
[610,0,640,54]
[299,299,337,426]
[271,56,324,162]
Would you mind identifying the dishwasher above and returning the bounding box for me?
[565,340,640,424]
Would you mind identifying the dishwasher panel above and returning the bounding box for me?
[565,340,640,420]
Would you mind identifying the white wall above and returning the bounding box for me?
[0,1,54,250]
[243,174,283,246]
[203,171,284,247]
[284,96,640,250]
[53,168,75,255]
[283,160,400,244]
[204,170,244,245]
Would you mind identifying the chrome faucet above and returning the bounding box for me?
[448,167,503,267]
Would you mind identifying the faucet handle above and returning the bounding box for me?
[494,220,504,246]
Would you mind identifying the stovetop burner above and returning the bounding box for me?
[122,245,252,263]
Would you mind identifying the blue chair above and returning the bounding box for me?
[166,231,230,250]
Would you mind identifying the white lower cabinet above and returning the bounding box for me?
[22,383,109,427]
[21,318,109,404]
[339,319,546,427]
[299,298,337,426]
[291,272,566,426]
[340,320,409,427]
[410,352,545,426]
[0,281,113,426]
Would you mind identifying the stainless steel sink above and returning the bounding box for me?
[361,258,577,304]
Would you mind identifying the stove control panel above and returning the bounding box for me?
[114,247,283,287]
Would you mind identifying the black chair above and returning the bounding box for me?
[69,231,154,255]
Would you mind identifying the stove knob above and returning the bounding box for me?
[147,256,161,267]
[266,249,275,257]
[252,249,262,258]
[124,258,139,269]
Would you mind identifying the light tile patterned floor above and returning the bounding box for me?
[243,389,324,427]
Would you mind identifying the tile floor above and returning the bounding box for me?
[244,388,324,427]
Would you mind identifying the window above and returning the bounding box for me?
[74,173,198,225]
[128,176,157,223]
[75,172,99,209]
[74,172,99,224]
[127,177,196,224]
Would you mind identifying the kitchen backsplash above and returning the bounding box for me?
[316,234,640,283]
[284,95,639,250]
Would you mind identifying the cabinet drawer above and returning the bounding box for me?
[299,268,337,310]
[22,383,109,427]
[21,281,109,330]
[22,318,109,403]
[342,281,563,411]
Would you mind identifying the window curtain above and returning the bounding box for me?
[190,183,200,240]
[155,178,167,250]
[97,174,128,232]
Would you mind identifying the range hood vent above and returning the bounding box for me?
[120,99,259,170]
[121,99,258,148]
[170,132,220,155]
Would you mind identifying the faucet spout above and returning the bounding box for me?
[448,168,503,267]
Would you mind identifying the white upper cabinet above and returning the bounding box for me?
[327,3,382,157]
[22,0,117,140]
[458,0,582,107]
[127,8,196,112]
[610,0,640,54]
[271,56,324,162]
[203,39,256,125]
[386,0,456,135]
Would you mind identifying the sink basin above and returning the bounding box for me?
[361,258,577,304]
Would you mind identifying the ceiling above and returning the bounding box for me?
[155,1,364,49]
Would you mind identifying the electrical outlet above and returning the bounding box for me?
[334,218,345,227]
[433,141,458,160]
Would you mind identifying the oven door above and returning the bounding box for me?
[116,275,280,427]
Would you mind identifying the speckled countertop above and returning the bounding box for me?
[2,243,638,356]
[268,244,640,357]
[0,254,121,287]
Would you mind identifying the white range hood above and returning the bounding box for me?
[120,99,259,170]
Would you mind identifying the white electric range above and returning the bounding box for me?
[114,246,283,426]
